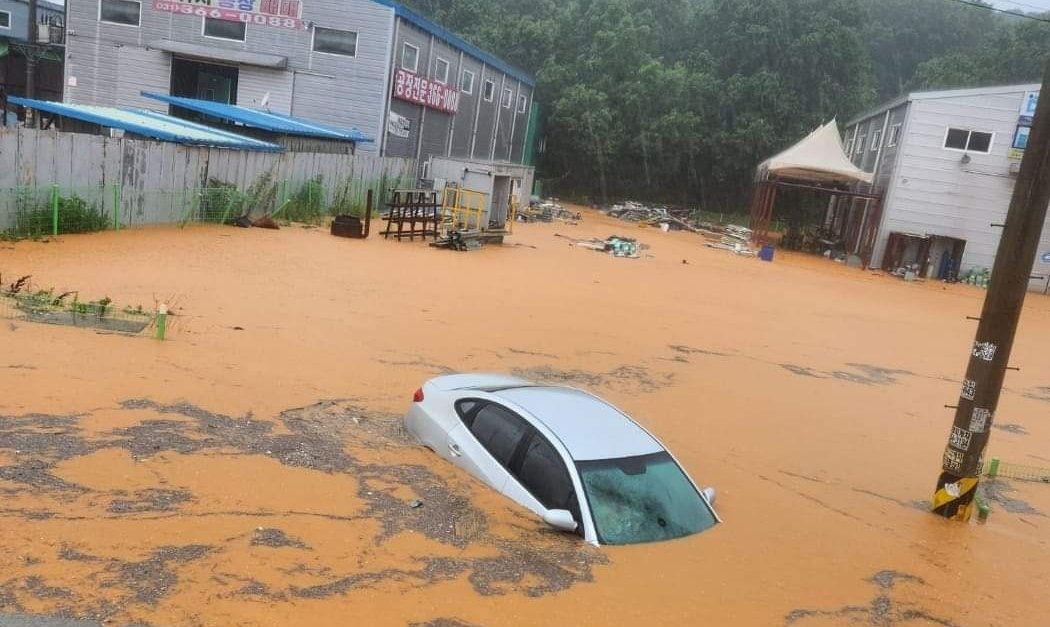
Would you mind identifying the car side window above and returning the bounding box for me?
[515,433,579,518]
[466,403,529,468]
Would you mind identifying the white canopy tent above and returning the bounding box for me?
[758,120,873,185]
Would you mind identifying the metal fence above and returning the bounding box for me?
[0,176,414,239]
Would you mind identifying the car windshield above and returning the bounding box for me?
[576,451,717,545]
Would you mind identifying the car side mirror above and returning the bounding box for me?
[702,486,716,505]
[543,509,578,532]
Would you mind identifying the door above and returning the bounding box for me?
[446,401,530,491]
[503,430,581,524]
[169,57,239,121]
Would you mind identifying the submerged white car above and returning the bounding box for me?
[404,374,720,545]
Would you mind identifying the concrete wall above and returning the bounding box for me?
[870,87,1050,289]
[0,127,416,227]
[64,0,393,147]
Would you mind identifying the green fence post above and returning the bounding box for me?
[155,303,168,341]
[51,185,59,236]
[112,185,121,230]
[987,457,1000,478]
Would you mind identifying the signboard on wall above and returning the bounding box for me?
[387,111,411,138]
[151,0,305,30]
[1010,90,1040,160]
[392,68,460,114]
[1043,252,1050,263]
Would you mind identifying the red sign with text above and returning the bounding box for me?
[151,0,305,31]
[392,68,460,114]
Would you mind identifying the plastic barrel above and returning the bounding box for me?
[759,245,775,262]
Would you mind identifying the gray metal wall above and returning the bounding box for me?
[384,17,532,166]
[865,87,1050,287]
[0,127,416,228]
[64,0,393,146]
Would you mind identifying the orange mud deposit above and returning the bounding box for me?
[0,208,1048,626]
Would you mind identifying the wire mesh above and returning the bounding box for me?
[986,461,1050,483]
[0,289,155,335]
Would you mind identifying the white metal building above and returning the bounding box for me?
[843,84,1050,289]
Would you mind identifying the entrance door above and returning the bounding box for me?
[169,57,238,120]
[490,176,512,228]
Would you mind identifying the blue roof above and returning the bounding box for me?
[141,92,374,143]
[370,0,535,87]
[7,97,284,151]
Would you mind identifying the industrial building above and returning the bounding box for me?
[841,84,1050,290]
[0,0,65,110]
[63,0,536,222]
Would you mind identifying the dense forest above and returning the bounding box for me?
[401,0,1050,209]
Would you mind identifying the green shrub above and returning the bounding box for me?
[8,193,107,237]
[200,179,247,223]
[282,176,326,223]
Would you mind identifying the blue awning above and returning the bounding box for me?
[142,92,374,143]
[8,97,284,151]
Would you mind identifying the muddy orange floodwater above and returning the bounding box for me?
[0,207,1047,626]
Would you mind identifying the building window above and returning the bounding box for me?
[402,43,419,72]
[0,11,10,29]
[434,58,449,84]
[203,17,246,41]
[461,69,475,95]
[944,127,994,153]
[99,0,140,27]
[502,87,513,109]
[313,26,357,57]
[870,129,882,152]
[483,79,495,102]
[517,95,528,114]
[855,134,866,155]
[844,137,855,155]
[887,123,902,147]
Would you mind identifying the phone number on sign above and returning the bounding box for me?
[151,2,304,29]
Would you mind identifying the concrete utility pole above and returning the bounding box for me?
[932,63,1050,520]
[25,0,38,127]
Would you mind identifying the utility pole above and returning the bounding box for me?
[25,0,38,128]
[932,62,1050,520]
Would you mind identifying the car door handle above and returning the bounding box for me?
[448,442,462,457]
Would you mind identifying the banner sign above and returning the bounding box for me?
[392,68,460,114]
[387,111,411,138]
[151,0,305,30]
[1010,91,1040,161]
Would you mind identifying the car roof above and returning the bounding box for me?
[491,386,665,461]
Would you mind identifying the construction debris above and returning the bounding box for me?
[604,201,699,233]
[558,233,646,259]
[518,199,582,224]
[705,224,756,256]
[430,229,507,251]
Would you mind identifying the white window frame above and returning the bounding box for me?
[870,129,882,152]
[98,0,141,27]
[311,26,358,58]
[401,43,419,72]
[433,57,450,84]
[460,69,475,95]
[943,127,995,154]
[501,87,513,109]
[855,134,866,155]
[887,123,902,148]
[202,17,247,42]
[844,137,855,155]
[0,10,11,30]
[517,94,528,114]
[483,79,495,102]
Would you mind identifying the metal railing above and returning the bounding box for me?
[441,187,488,231]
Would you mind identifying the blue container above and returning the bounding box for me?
[759,244,775,262]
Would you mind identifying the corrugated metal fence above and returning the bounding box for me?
[0,128,418,231]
